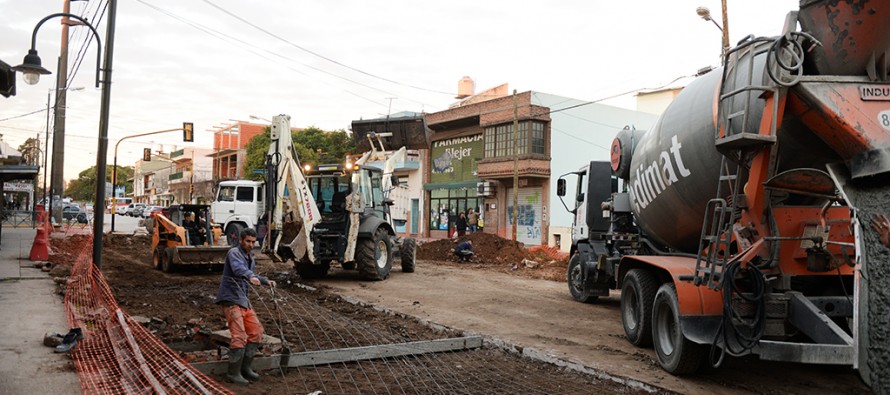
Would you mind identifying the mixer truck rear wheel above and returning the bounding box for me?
[567,254,597,303]
[652,283,706,375]
[357,228,393,281]
[400,238,417,273]
[621,269,658,347]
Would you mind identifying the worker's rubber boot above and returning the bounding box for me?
[226,348,250,385]
[241,342,261,382]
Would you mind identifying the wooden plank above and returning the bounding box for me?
[115,309,167,395]
[192,336,483,375]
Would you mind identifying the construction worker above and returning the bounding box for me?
[454,239,474,262]
[215,228,276,385]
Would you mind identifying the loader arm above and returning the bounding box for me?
[264,115,321,263]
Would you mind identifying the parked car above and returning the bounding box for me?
[128,203,147,217]
[142,205,163,218]
[62,206,88,223]
[118,203,134,216]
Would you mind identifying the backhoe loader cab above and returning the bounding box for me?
[257,114,418,281]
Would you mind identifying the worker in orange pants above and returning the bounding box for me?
[215,228,276,385]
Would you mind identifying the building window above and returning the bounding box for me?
[429,188,482,231]
[484,121,546,158]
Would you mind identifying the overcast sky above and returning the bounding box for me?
[1,0,799,183]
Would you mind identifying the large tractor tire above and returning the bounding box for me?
[226,223,245,247]
[162,247,176,273]
[357,228,393,281]
[400,238,417,273]
[152,247,164,270]
[567,253,597,303]
[653,283,707,375]
[621,268,659,347]
[296,261,331,279]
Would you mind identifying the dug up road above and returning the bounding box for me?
[313,259,871,395]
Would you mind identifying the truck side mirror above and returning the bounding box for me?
[557,179,566,196]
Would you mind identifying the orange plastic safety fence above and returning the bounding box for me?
[56,234,233,395]
[527,245,569,260]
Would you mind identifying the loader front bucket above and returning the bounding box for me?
[351,114,431,152]
[172,245,230,266]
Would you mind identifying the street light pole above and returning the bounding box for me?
[92,0,117,269]
[110,127,185,232]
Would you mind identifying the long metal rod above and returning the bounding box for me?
[92,0,117,269]
[110,127,182,232]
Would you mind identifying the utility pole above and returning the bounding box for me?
[50,0,72,223]
[511,90,519,241]
[721,0,730,57]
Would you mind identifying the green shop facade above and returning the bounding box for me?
[425,133,484,238]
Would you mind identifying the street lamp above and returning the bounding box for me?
[14,3,118,269]
[696,3,730,57]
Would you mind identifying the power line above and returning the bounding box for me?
[0,108,48,122]
[68,0,107,88]
[200,0,456,96]
[133,0,417,109]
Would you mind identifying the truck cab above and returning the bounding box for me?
[556,161,636,303]
[211,180,264,245]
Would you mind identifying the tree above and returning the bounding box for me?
[64,165,134,201]
[242,126,356,181]
[17,137,41,166]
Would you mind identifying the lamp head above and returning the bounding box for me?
[12,49,52,85]
[696,6,712,21]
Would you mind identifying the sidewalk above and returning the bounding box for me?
[0,227,80,394]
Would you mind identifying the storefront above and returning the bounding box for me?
[425,134,484,238]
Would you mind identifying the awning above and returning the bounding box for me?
[422,181,479,191]
[206,149,238,158]
[0,165,38,182]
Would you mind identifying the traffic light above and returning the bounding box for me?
[143,148,151,161]
[189,184,195,196]
[0,60,15,98]
[183,122,194,142]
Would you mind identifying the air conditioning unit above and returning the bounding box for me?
[476,181,494,196]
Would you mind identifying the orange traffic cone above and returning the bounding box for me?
[30,225,49,261]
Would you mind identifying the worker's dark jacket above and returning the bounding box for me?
[215,246,269,309]
[454,241,473,254]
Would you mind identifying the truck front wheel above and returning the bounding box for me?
[653,283,706,374]
[226,223,245,246]
[567,254,597,303]
[357,228,393,281]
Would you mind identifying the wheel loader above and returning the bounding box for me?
[151,204,228,272]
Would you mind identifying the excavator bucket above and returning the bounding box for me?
[351,114,431,152]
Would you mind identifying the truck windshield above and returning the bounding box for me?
[308,174,350,213]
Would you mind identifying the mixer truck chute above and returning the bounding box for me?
[559,2,890,388]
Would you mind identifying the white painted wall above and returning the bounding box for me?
[530,92,659,237]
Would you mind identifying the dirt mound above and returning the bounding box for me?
[417,232,532,264]
[104,233,152,251]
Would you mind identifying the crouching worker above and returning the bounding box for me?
[215,228,276,385]
[454,239,474,262]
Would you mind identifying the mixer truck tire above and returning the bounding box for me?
[621,269,658,347]
[400,238,416,273]
[652,283,706,375]
[567,254,597,303]
[357,228,393,281]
